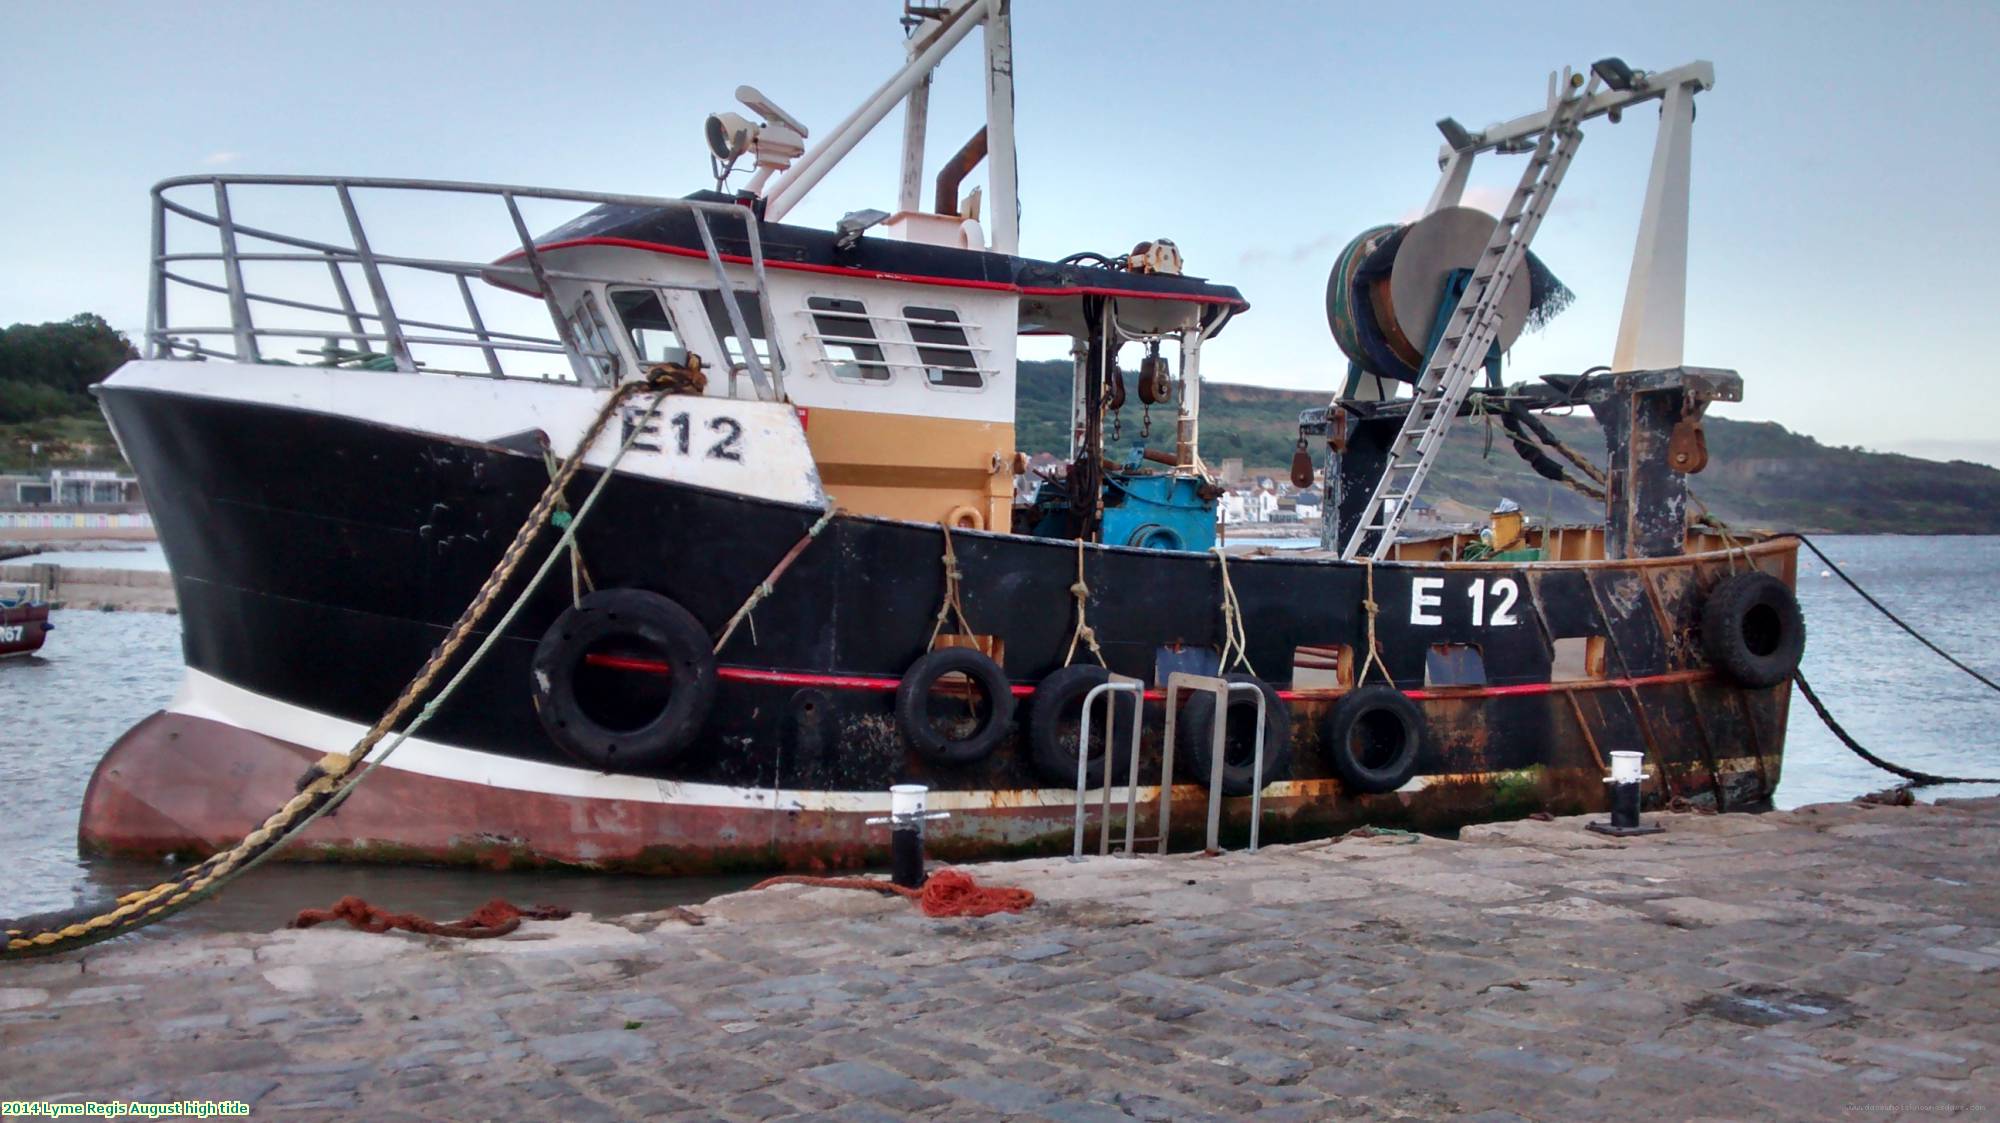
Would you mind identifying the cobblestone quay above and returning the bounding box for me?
[5,799,1998,1121]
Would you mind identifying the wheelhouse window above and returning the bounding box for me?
[904,305,982,389]
[609,288,686,366]
[807,296,890,381]
[701,289,776,373]
[564,291,620,385]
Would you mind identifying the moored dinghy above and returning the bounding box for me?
[81,3,1799,873]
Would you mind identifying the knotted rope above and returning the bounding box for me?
[290,896,572,939]
[747,868,1034,918]
[927,522,976,649]
[1062,539,1105,667]
[1212,546,1256,675]
[1355,557,1393,688]
[713,505,839,654]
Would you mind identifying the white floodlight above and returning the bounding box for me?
[705,112,757,162]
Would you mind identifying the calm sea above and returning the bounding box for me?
[3,534,1995,938]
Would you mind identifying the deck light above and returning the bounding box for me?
[1435,117,1477,151]
[1591,57,1642,92]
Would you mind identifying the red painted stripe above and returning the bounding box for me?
[495,236,1251,309]
[585,653,674,674]
[698,664,1718,702]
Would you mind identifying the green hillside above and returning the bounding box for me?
[1015,360,2000,534]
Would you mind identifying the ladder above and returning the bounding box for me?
[1340,75,1599,561]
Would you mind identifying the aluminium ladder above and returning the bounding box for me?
[1340,75,1599,561]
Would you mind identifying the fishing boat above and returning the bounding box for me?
[80,2,1803,873]
[0,581,51,658]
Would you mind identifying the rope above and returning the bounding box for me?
[1355,557,1393,688]
[927,522,975,650]
[1212,546,1256,675]
[1796,533,2000,695]
[746,868,1034,918]
[3,374,673,958]
[290,896,571,939]
[1062,540,1105,667]
[713,505,838,655]
[538,437,596,606]
[1794,672,2000,786]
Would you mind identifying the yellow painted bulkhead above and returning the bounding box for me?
[804,408,1015,529]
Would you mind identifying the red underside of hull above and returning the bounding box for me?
[77,708,1776,876]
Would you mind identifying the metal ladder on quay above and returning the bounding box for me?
[1340,73,1599,562]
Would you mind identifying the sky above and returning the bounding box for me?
[3,0,1997,464]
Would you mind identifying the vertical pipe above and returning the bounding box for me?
[1425,149,1474,216]
[898,18,934,216]
[336,183,415,373]
[146,189,167,358]
[1612,81,1695,372]
[211,181,260,363]
[1203,680,1228,855]
[982,0,1018,254]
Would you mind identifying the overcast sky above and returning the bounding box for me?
[4,0,1997,464]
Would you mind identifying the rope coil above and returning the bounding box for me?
[747,868,1034,918]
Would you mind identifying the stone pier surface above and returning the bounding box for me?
[5,799,1998,1121]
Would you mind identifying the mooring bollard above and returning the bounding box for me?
[1586,750,1664,837]
[865,784,951,888]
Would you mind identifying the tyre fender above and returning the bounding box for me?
[530,589,717,770]
[895,648,1016,766]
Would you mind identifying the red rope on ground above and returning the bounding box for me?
[289,896,572,939]
[747,868,1033,918]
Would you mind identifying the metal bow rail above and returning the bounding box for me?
[146,175,785,398]
[1069,671,1270,860]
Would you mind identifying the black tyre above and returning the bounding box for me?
[895,648,1016,766]
[531,589,717,770]
[1179,673,1292,796]
[1701,571,1806,688]
[1324,685,1425,794]
[1028,664,1140,787]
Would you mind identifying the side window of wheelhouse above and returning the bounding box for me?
[700,290,776,373]
[609,288,686,366]
[905,306,981,389]
[565,292,621,384]
[807,296,889,381]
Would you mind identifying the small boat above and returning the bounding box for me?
[0,581,51,658]
[80,3,1802,873]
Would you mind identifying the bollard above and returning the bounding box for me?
[1586,750,1663,837]
[889,784,927,888]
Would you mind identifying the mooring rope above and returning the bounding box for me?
[926,521,976,650]
[1061,539,1105,667]
[713,505,839,655]
[2,373,677,958]
[1796,533,2000,695]
[1355,557,1393,688]
[1793,672,2000,786]
[1757,528,2000,788]
[1211,546,1256,676]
